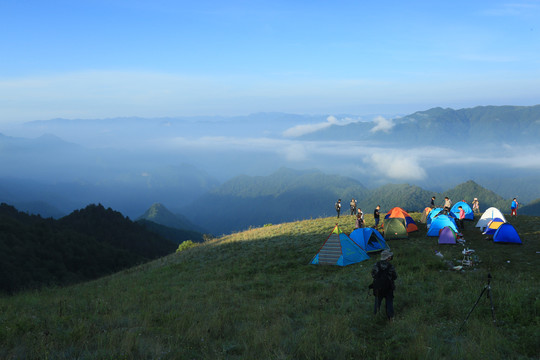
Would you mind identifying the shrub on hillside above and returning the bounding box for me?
[176,240,197,252]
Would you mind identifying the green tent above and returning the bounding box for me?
[383,217,408,240]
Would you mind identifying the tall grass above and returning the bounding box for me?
[0,213,538,359]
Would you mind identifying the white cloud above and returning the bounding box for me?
[282,122,333,138]
[280,143,308,162]
[368,153,427,180]
[370,116,395,133]
[282,115,361,137]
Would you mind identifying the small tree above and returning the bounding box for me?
[176,240,196,252]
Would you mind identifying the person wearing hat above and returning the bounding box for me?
[370,249,398,321]
[472,198,480,214]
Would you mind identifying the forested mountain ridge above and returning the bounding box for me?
[0,203,176,294]
[519,198,540,215]
[182,167,370,235]
[300,105,540,145]
[137,202,205,233]
[213,167,368,198]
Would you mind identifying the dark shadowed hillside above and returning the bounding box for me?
[136,219,204,244]
[0,203,176,294]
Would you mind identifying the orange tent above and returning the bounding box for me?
[384,207,418,232]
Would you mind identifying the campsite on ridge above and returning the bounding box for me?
[1,210,537,359]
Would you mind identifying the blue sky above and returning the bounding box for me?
[1,0,539,123]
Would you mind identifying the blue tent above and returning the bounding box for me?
[310,224,370,266]
[427,207,457,225]
[427,215,458,236]
[482,217,505,235]
[493,223,522,244]
[451,201,474,220]
[349,228,389,253]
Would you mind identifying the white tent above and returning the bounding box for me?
[476,207,506,230]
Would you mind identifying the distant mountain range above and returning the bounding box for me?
[299,105,540,146]
[2,104,539,228]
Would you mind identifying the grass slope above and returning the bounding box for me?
[1,213,538,359]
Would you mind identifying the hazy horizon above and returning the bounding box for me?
[2,1,540,124]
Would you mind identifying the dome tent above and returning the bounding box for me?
[476,207,506,230]
[383,217,408,240]
[427,215,458,236]
[438,226,457,244]
[384,207,418,232]
[493,223,522,244]
[482,218,505,235]
[451,201,474,220]
[350,227,389,253]
[427,207,456,226]
[420,207,432,223]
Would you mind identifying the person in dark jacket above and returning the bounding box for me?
[335,199,342,218]
[371,250,397,321]
[373,205,380,229]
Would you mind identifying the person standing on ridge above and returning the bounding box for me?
[430,196,436,208]
[472,198,480,214]
[458,205,465,232]
[370,250,397,321]
[350,198,357,215]
[511,198,518,217]
[335,199,342,218]
[374,205,381,229]
[355,208,364,228]
[443,196,452,214]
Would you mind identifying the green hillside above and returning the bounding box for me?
[520,198,540,216]
[441,180,508,211]
[0,203,176,294]
[1,213,538,359]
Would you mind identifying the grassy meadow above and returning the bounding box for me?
[0,212,538,359]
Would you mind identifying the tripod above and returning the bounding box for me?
[459,273,496,331]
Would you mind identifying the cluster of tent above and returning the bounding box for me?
[420,204,522,245]
[310,204,522,266]
[310,207,420,266]
[310,224,390,266]
[476,207,521,244]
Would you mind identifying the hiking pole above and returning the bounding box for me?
[459,273,496,332]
